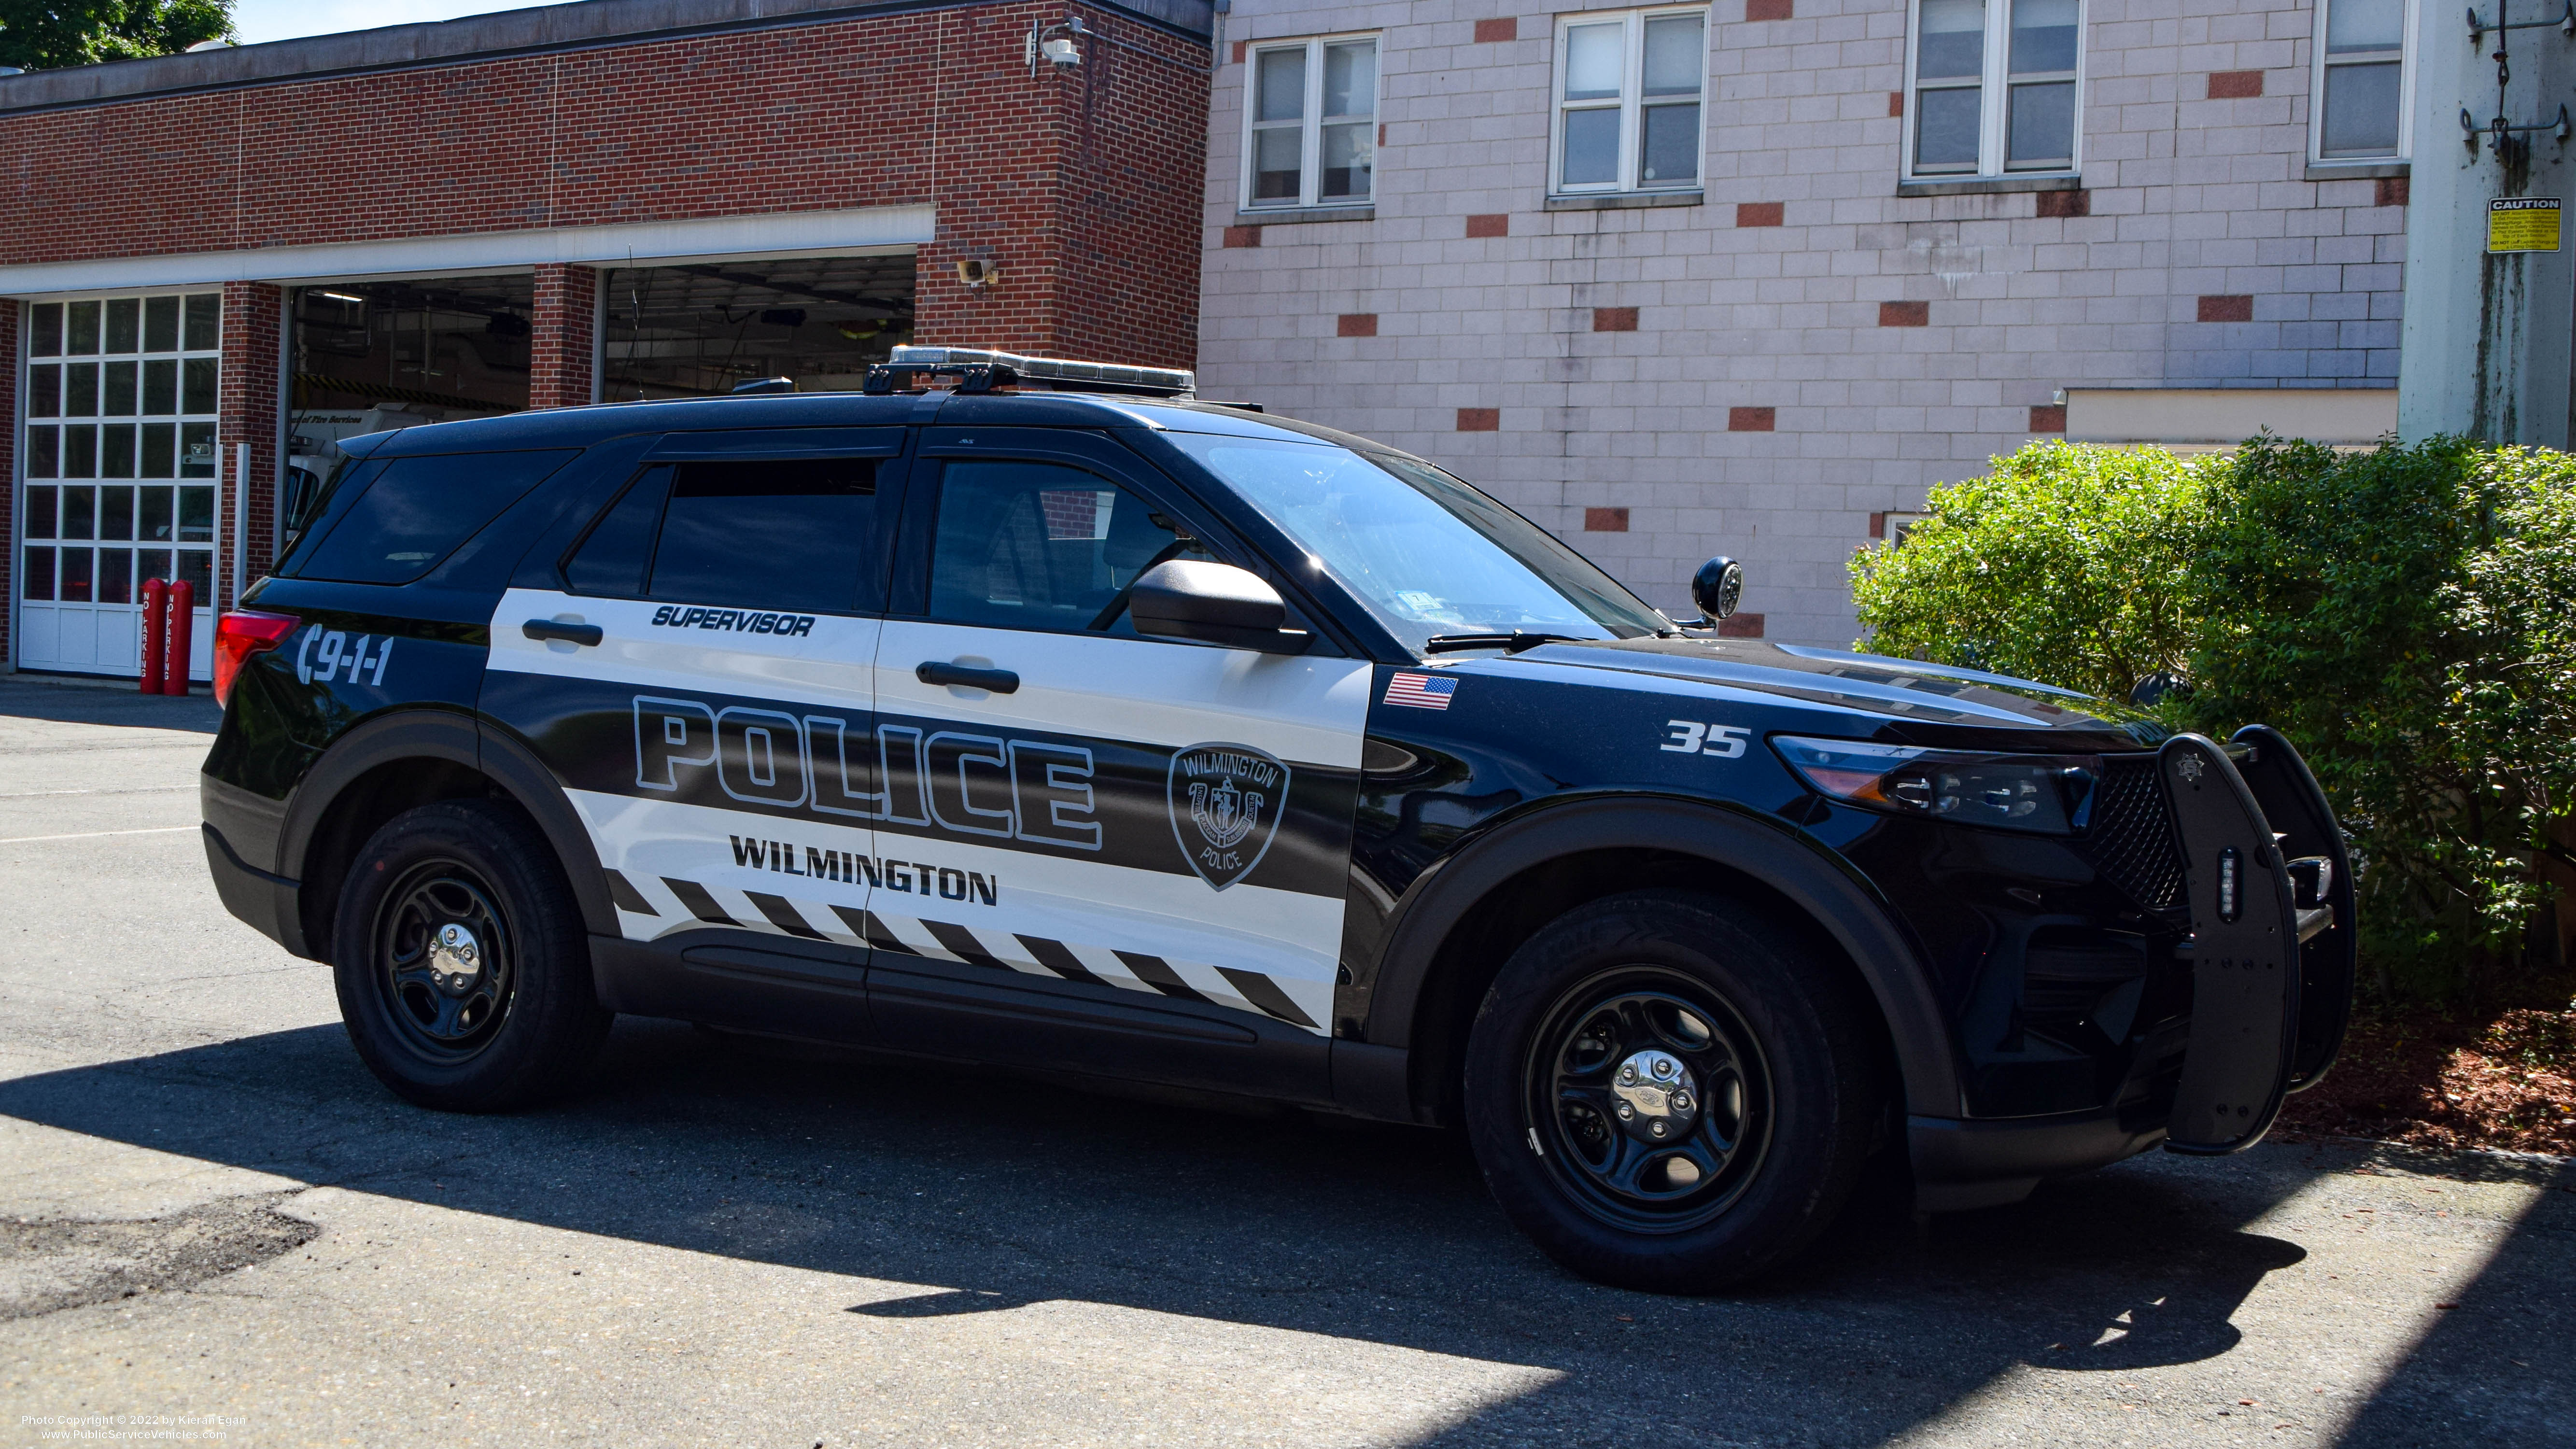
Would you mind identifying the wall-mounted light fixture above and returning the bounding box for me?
[1028,17,1086,75]
[956,259,1001,289]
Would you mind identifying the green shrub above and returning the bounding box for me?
[1848,441,2209,704]
[2184,436,2576,1000]
[1850,435,2576,1003]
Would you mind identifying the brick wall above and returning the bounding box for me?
[218,282,283,608]
[0,0,1207,369]
[0,0,1211,674]
[908,4,1211,368]
[1199,0,2405,643]
[1054,5,1217,366]
[531,264,599,410]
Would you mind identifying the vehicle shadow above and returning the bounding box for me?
[0,677,222,735]
[0,1014,2362,1444]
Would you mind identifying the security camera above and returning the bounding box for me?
[1042,36,1082,64]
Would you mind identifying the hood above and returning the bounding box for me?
[1516,636,2171,751]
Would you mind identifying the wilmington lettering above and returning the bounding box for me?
[1180,748,1281,791]
[727,835,998,905]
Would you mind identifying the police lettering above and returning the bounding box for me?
[638,696,1101,851]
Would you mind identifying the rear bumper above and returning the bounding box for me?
[202,822,311,958]
[1908,1110,2167,1211]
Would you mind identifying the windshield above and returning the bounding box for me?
[1162,433,1667,654]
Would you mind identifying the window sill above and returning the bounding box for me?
[1233,206,1375,226]
[1543,190,1704,212]
[2305,160,2409,181]
[1896,174,2081,197]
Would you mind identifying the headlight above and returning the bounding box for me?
[1772,736,2098,835]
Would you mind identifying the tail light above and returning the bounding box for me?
[213,610,299,707]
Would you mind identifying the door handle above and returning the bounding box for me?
[916,661,1020,693]
[522,619,604,647]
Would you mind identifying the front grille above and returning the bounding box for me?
[2082,756,2186,912]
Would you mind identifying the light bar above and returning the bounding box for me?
[884,344,1194,398]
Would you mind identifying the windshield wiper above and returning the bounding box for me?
[1422,631,1589,655]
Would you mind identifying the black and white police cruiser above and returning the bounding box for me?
[200,345,2354,1291]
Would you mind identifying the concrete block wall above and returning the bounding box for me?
[1199,0,2410,644]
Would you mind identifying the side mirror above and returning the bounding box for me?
[1691,556,1744,624]
[1129,561,1310,654]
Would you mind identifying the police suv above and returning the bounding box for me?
[201,346,2354,1292]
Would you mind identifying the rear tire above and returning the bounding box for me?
[1463,889,1881,1292]
[331,800,610,1111]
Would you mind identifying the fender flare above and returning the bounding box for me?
[475,721,619,938]
[278,708,618,944]
[279,708,480,883]
[1362,795,1967,1119]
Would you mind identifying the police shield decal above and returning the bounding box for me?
[1167,743,1290,891]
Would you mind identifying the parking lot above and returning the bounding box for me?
[0,674,2566,1448]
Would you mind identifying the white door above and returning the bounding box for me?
[17,293,225,679]
[479,436,904,966]
[867,441,1371,1044]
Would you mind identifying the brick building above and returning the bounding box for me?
[0,0,1213,679]
[1198,0,2419,642]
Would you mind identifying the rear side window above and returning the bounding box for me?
[565,458,879,616]
[297,450,578,585]
[563,465,671,597]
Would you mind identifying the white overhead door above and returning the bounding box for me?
[17,292,224,679]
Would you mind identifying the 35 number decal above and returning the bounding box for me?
[1661,720,1749,758]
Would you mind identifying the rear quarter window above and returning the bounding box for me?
[294,450,579,585]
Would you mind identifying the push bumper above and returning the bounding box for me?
[2157,727,2355,1153]
[201,823,310,958]
[1907,725,2357,1209]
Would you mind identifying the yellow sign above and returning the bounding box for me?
[2488,197,2562,253]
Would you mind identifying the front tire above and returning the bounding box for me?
[1464,890,1881,1292]
[331,800,610,1111]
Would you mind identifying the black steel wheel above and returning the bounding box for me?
[1465,890,1883,1293]
[1527,971,1772,1234]
[332,800,610,1111]
[374,861,516,1059]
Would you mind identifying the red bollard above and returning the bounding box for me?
[163,580,196,696]
[140,578,169,693]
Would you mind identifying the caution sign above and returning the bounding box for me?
[2488,197,2562,253]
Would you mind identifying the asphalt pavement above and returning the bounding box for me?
[0,673,2567,1448]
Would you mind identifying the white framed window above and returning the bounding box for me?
[1242,35,1379,210]
[1551,8,1708,194]
[2312,0,2411,161]
[1905,0,2082,178]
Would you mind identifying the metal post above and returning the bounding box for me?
[233,441,250,609]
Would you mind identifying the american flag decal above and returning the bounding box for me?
[1383,672,1458,710]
